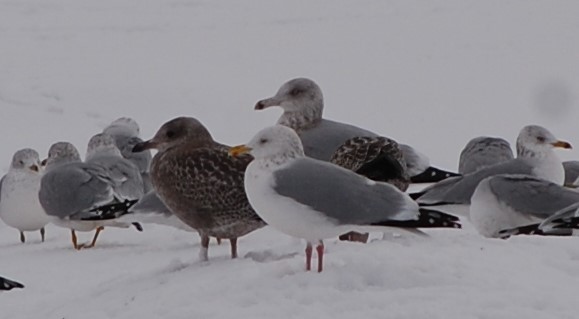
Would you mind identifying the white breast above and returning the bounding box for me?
[470,178,539,238]
[0,170,51,231]
[244,160,351,242]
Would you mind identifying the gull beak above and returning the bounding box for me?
[552,140,572,149]
[132,140,157,153]
[29,164,39,172]
[254,97,280,110]
[229,145,252,157]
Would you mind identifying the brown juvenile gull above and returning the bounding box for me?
[230,125,461,273]
[458,136,514,175]
[330,136,410,242]
[254,77,459,183]
[38,142,140,250]
[412,125,571,217]
[132,117,266,261]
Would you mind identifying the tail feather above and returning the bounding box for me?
[0,277,24,291]
[80,199,139,221]
[410,166,460,184]
[371,208,461,229]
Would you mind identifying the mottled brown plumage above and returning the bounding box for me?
[133,117,265,260]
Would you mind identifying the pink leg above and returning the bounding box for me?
[316,241,324,273]
[305,242,313,271]
[230,238,238,259]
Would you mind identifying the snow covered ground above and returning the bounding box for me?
[2,0,579,318]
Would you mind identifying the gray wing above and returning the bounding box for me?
[87,156,144,201]
[487,174,579,219]
[39,163,114,219]
[299,119,378,161]
[417,158,534,205]
[459,137,514,174]
[114,135,152,173]
[563,161,579,187]
[272,158,417,225]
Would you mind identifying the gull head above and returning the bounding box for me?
[516,125,571,157]
[11,148,41,173]
[44,142,81,169]
[255,78,324,118]
[103,117,141,137]
[230,125,304,161]
[86,133,122,160]
[132,117,214,153]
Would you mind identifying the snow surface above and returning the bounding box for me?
[2,0,579,318]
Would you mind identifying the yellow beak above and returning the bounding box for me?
[229,145,252,157]
[552,140,572,149]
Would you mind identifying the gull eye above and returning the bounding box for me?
[289,88,301,96]
[537,136,546,142]
[166,130,176,138]
[259,138,268,144]
[19,160,24,165]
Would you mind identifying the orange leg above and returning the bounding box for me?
[71,230,81,250]
[79,227,104,249]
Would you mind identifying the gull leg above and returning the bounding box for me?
[81,226,104,249]
[305,242,313,271]
[40,228,46,242]
[20,231,25,243]
[71,230,81,250]
[316,241,324,273]
[199,234,210,261]
[230,238,238,259]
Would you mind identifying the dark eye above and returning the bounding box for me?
[289,88,301,96]
[166,130,176,138]
[259,138,268,144]
[19,160,24,165]
[537,136,546,142]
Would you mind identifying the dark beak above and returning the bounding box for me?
[29,164,39,172]
[254,97,279,110]
[132,140,156,153]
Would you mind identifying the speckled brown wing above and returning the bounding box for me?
[150,145,265,239]
[330,136,410,191]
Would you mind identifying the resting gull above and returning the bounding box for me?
[103,117,153,193]
[132,117,266,261]
[458,136,514,174]
[0,276,24,291]
[330,136,409,242]
[412,125,571,216]
[0,149,50,243]
[230,125,461,272]
[254,78,458,183]
[470,174,579,238]
[39,142,139,250]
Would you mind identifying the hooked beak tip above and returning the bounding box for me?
[132,141,154,153]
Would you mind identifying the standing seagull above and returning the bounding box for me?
[0,276,24,291]
[103,117,153,192]
[413,125,571,216]
[132,117,266,261]
[254,78,458,183]
[39,142,139,249]
[230,125,461,272]
[0,149,50,243]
